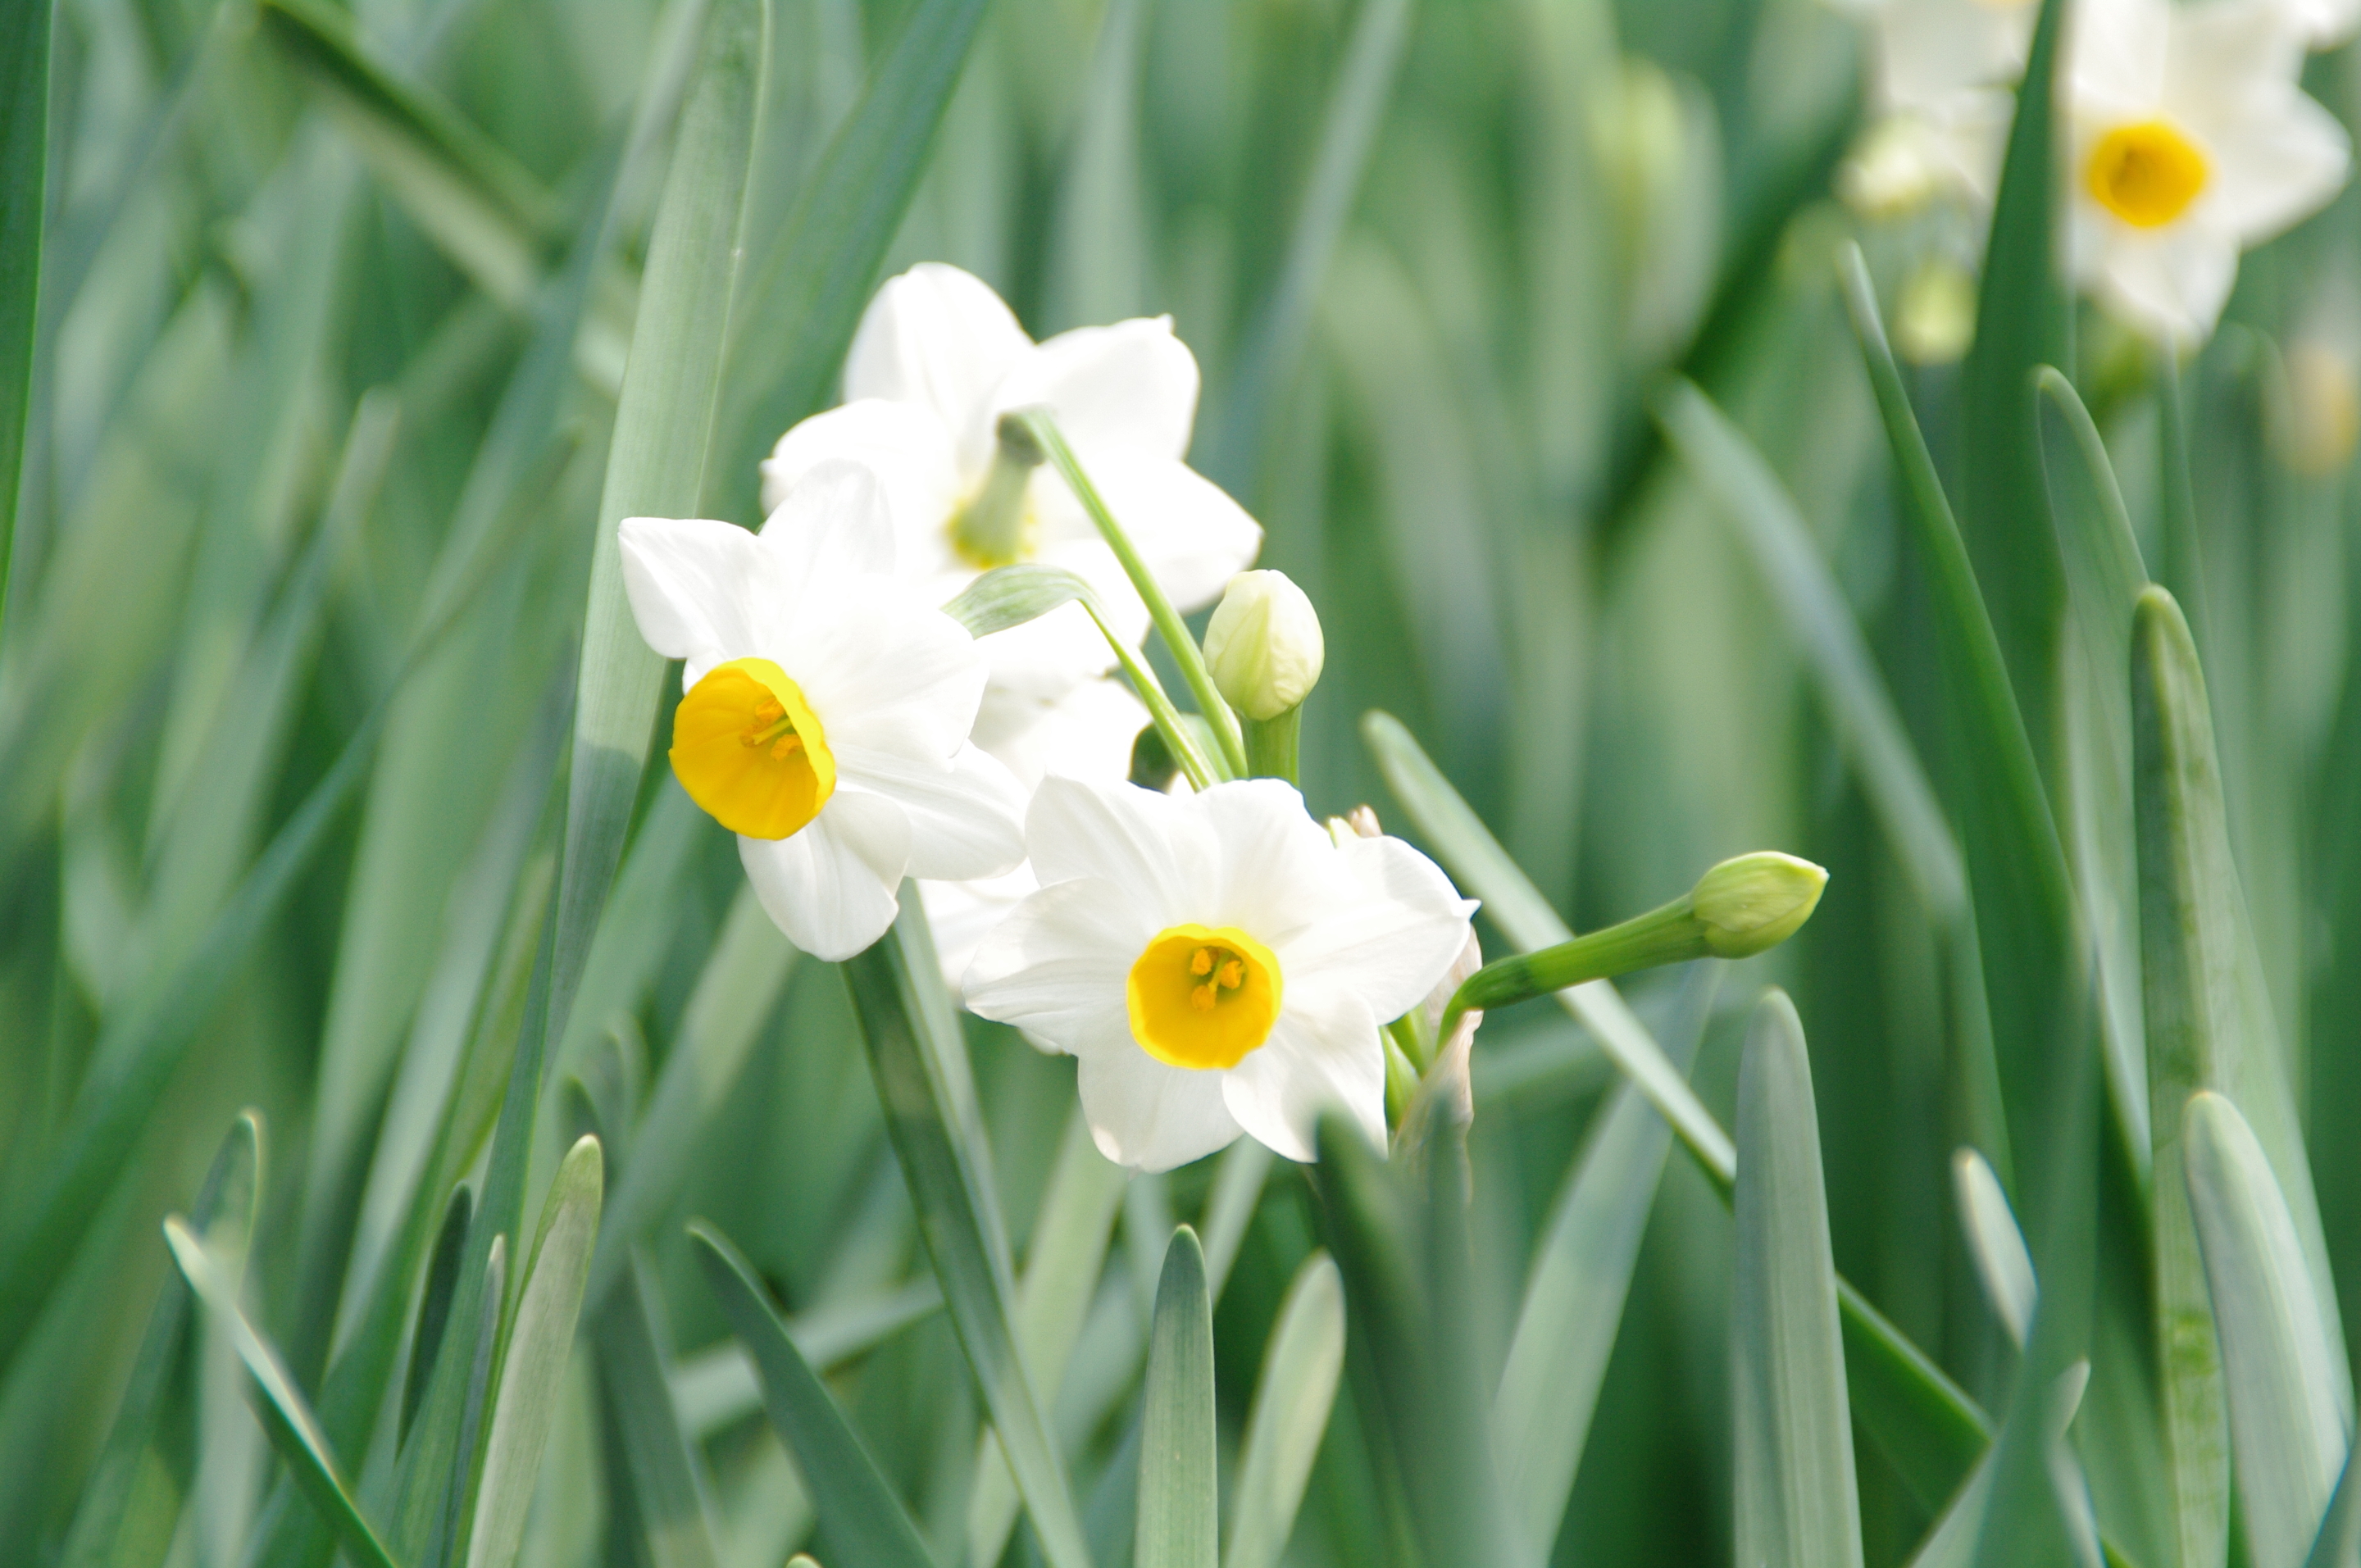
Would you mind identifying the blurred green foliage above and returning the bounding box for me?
[7,0,2361,1563]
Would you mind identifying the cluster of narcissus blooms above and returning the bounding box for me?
[621,265,1476,1171]
[1836,0,2352,343]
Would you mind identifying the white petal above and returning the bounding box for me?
[1220,983,1386,1162]
[1275,836,1477,1025]
[781,589,987,763]
[2192,93,2350,245]
[1190,779,1354,939]
[617,516,776,687]
[1024,776,1215,920]
[836,741,1026,881]
[1076,1049,1241,1172]
[972,676,1147,791]
[739,793,912,961]
[1028,449,1262,613]
[990,317,1200,461]
[757,457,897,585]
[761,400,966,575]
[962,875,1153,1048]
[844,263,1032,476]
[2087,224,2240,343]
[921,865,1039,995]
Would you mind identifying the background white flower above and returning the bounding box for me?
[620,461,1026,961]
[758,263,1263,700]
[963,777,1476,1173]
[2061,0,2350,342]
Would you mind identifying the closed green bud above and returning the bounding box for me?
[1204,570,1324,720]
[1690,852,1828,958]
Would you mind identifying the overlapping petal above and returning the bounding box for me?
[618,516,777,688]
[1220,982,1387,1161]
[740,791,912,962]
[842,261,1031,473]
[836,741,1026,881]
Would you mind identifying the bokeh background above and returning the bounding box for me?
[5,0,2359,1563]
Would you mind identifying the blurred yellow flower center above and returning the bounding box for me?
[1127,924,1282,1070]
[2086,120,2208,229]
[669,657,835,840]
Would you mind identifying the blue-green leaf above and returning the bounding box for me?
[1732,989,1863,1568]
[1140,1228,1217,1568]
[691,1222,939,1568]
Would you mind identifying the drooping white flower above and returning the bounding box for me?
[759,263,1263,700]
[2058,0,2350,342]
[619,461,1026,961]
[963,777,1476,1173]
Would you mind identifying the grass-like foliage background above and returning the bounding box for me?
[5,0,2361,1565]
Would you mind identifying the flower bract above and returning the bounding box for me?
[962,777,1476,1172]
[620,461,1026,961]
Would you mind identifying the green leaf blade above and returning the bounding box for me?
[690,1222,939,1568]
[467,1136,604,1568]
[164,1220,402,1568]
[844,909,1093,1568]
[1223,1252,1344,1568]
[1139,1227,1217,1568]
[2184,1093,2350,1568]
[1732,989,1864,1568]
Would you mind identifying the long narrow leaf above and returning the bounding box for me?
[2136,584,2346,1568]
[2037,366,2154,1170]
[1958,0,2072,750]
[717,0,997,507]
[1658,378,1965,920]
[1954,1149,2036,1350]
[0,0,49,625]
[1732,989,1864,1568]
[1365,702,1988,1507]
[844,908,1094,1568]
[691,1223,939,1568]
[164,1220,402,1568]
[1223,1253,1344,1568]
[597,1259,724,1568]
[2184,1093,2350,1568]
[58,1112,260,1568]
[1494,962,1718,1552]
[552,0,768,1064]
[1837,243,2087,1216]
[1139,1228,1217,1568]
[469,1137,604,1568]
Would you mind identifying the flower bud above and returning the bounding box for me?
[1203,570,1325,720]
[1690,852,1828,958]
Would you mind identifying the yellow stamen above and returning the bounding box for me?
[2086,120,2208,230]
[669,657,836,839]
[1128,924,1283,1070]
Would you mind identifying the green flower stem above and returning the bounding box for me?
[1440,898,1707,1048]
[1017,409,1250,779]
[1085,599,1219,793]
[1438,850,1826,1047]
[1244,707,1301,784]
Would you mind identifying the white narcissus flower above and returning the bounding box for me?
[619,461,1026,961]
[963,777,1477,1173]
[759,263,1263,702]
[2061,0,2350,343]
